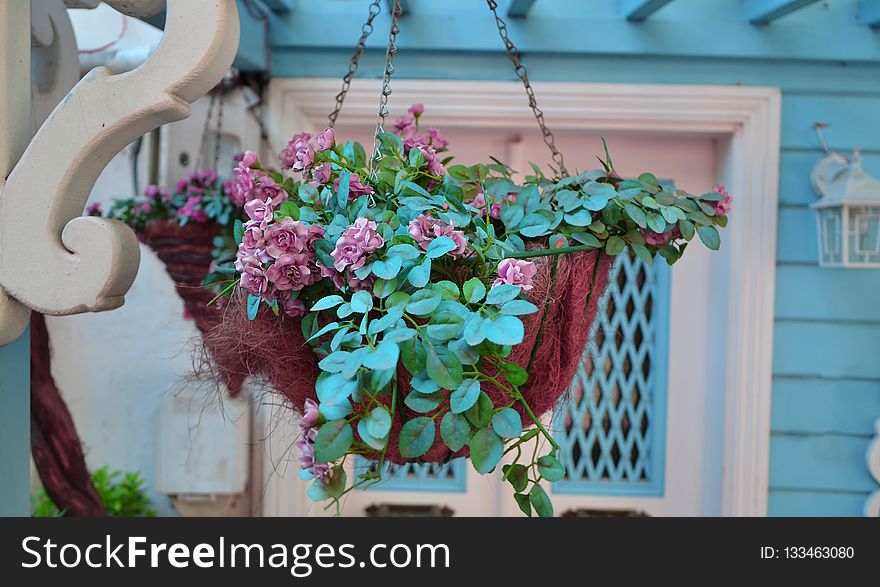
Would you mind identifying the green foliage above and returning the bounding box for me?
[32,466,157,517]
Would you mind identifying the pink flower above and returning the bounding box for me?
[316,127,335,150]
[334,172,375,201]
[408,214,468,256]
[177,196,208,223]
[266,253,314,291]
[713,184,733,215]
[232,165,255,206]
[241,150,258,168]
[239,259,269,295]
[222,179,234,197]
[643,227,681,246]
[254,176,287,206]
[301,398,320,430]
[85,202,103,216]
[331,217,384,272]
[175,179,188,194]
[310,162,332,187]
[264,217,309,258]
[403,136,445,176]
[409,103,425,116]
[392,113,415,136]
[281,296,307,318]
[347,272,376,293]
[469,192,516,219]
[244,197,274,225]
[427,127,448,149]
[493,258,537,291]
[320,264,346,290]
[279,132,315,173]
[241,221,265,250]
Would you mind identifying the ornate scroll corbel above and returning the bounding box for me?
[0,0,239,345]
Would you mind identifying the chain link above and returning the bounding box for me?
[327,0,383,128]
[196,90,217,170]
[485,0,568,177]
[369,0,402,175]
[212,83,226,171]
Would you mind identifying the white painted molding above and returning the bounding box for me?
[0,0,239,345]
[866,418,880,517]
[268,78,781,516]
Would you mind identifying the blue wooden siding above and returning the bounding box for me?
[269,0,880,515]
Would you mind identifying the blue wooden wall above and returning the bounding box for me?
[267,0,880,515]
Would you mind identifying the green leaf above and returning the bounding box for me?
[485,284,521,305]
[448,164,472,181]
[502,463,529,493]
[400,338,426,375]
[366,407,392,439]
[246,294,261,321]
[492,408,523,439]
[697,225,721,250]
[529,484,553,518]
[631,242,653,264]
[323,466,347,498]
[624,203,647,228]
[306,321,340,343]
[440,412,472,451]
[463,315,490,346]
[386,291,411,308]
[371,256,403,280]
[311,295,345,311]
[407,258,432,287]
[383,327,416,343]
[500,361,528,386]
[426,236,457,258]
[350,290,373,313]
[336,170,350,209]
[485,315,525,345]
[500,205,524,229]
[398,417,436,459]
[450,379,481,414]
[357,419,387,450]
[500,299,539,316]
[468,428,505,474]
[404,390,443,413]
[386,243,420,260]
[513,493,532,517]
[519,214,551,237]
[313,420,353,463]
[605,236,626,256]
[563,209,592,227]
[410,372,440,394]
[431,280,460,300]
[571,231,602,248]
[465,391,494,428]
[425,311,465,341]
[406,289,442,316]
[362,341,400,370]
[425,345,463,390]
[462,277,487,303]
[646,211,667,233]
[537,455,566,482]
[233,219,244,245]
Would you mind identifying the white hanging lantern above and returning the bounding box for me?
[811,149,880,268]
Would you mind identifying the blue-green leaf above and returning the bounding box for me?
[500,300,539,316]
[537,455,565,482]
[350,290,373,313]
[306,321,341,342]
[697,225,720,251]
[406,289,442,316]
[386,243,420,260]
[407,258,431,287]
[404,390,443,413]
[362,341,400,370]
[492,408,523,438]
[425,345,463,390]
[450,379,481,414]
[383,327,417,343]
[462,277,486,303]
[398,417,436,459]
[426,236,457,258]
[468,428,504,474]
[529,484,553,517]
[425,311,465,341]
[372,256,403,279]
[311,295,345,312]
[440,412,471,452]
[313,419,353,462]
[357,419,386,450]
[484,315,525,345]
[366,407,392,439]
[485,284,521,305]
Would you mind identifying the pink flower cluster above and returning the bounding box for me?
[470,192,518,220]
[494,258,537,291]
[408,214,468,257]
[85,202,103,216]
[392,104,449,151]
[175,168,219,196]
[322,218,384,292]
[643,226,681,246]
[334,172,375,201]
[295,399,332,484]
[403,135,446,177]
[713,184,733,215]
[178,196,208,223]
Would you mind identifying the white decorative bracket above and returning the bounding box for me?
[866,418,880,517]
[0,0,239,345]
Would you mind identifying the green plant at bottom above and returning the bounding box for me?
[32,466,157,517]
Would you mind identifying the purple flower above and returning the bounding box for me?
[409,103,425,116]
[296,429,333,484]
[281,296,306,318]
[175,179,189,194]
[310,162,333,187]
[713,184,733,215]
[241,150,258,168]
[334,172,375,201]
[469,192,516,219]
[177,196,208,223]
[241,221,265,250]
[85,202,103,216]
[231,165,255,206]
[408,214,468,257]
[403,136,445,176]
[264,217,309,258]
[244,197,274,225]
[427,127,448,149]
[222,179,234,197]
[320,264,346,290]
[316,127,335,151]
[301,398,320,430]
[493,258,537,291]
[239,258,269,295]
[346,272,376,293]
[331,217,384,272]
[266,253,314,291]
[643,227,681,246]
[254,176,287,206]
[279,132,315,173]
[392,113,415,136]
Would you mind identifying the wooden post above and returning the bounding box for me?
[0,0,32,517]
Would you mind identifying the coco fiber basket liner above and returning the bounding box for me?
[205,248,613,464]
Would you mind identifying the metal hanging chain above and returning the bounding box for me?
[485,0,568,177]
[212,83,226,172]
[370,0,402,174]
[196,90,218,170]
[328,0,384,128]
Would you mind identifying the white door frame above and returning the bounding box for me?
[265,78,781,517]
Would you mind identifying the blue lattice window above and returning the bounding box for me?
[355,458,467,493]
[554,254,670,496]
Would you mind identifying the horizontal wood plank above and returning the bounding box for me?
[776,206,817,264]
[770,433,876,492]
[782,94,880,151]
[779,150,880,206]
[775,264,880,322]
[772,376,880,435]
[768,488,868,516]
[773,321,880,379]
